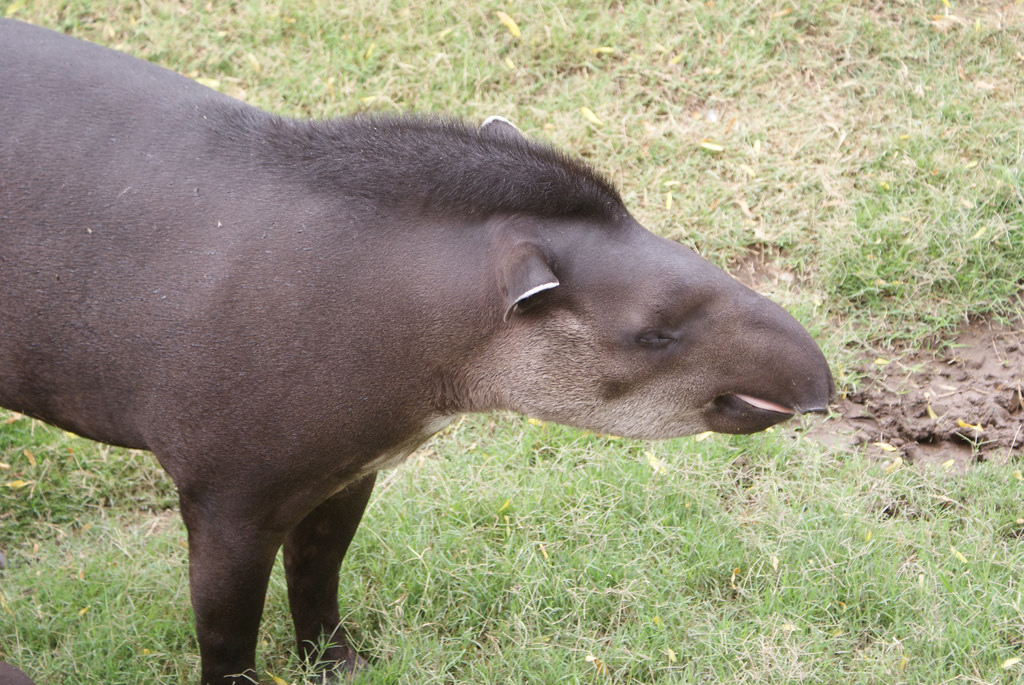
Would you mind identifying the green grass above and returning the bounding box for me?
[5,415,1024,683]
[2,1,1023,683]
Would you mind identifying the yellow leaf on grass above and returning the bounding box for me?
[78,606,90,616]
[580,107,604,126]
[1002,658,1022,669]
[951,546,968,563]
[665,647,677,663]
[957,418,983,433]
[503,57,516,70]
[694,431,714,441]
[497,498,511,514]
[942,459,956,470]
[699,140,725,152]
[4,480,31,489]
[873,441,898,452]
[645,451,667,474]
[585,654,607,674]
[496,11,522,38]
[884,457,903,473]
[268,674,289,685]
[592,46,615,55]
[926,405,938,420]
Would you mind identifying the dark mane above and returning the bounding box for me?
[234,112,624,221]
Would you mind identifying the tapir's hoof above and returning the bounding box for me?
[336,648,370,680]
[312,645,370,683]
[345,653,370,673]
[0,662,37,685]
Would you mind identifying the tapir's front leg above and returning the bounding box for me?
[283,473,377,675]
[179,495,285,685]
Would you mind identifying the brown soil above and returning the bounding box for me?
[811,319,1024,470]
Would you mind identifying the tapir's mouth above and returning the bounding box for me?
[731,393,795,416]
[704,393,799,435]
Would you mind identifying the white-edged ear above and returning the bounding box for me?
[508,280,559,320]
[502,242,559,321]
[479,115,525,141]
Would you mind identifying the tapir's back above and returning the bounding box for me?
[0,18,235,154]
[0,19,258,447]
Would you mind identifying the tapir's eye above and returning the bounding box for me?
[636,331,676,348]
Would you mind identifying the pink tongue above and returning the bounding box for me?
[734,393,794,415]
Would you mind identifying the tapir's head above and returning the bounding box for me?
[459,117,835,439]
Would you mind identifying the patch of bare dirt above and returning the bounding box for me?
[812,319,1024,470]
[731,247,797,291]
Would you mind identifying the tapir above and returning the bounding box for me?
[0,18,834,684]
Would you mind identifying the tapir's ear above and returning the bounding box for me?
[502,242,559,321]
[479,115,525,142]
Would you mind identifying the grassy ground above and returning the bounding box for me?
[1,1,1023,683]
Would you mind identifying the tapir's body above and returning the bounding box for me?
[0,18,834,684]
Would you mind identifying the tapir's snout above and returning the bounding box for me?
[700,292,836,435]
